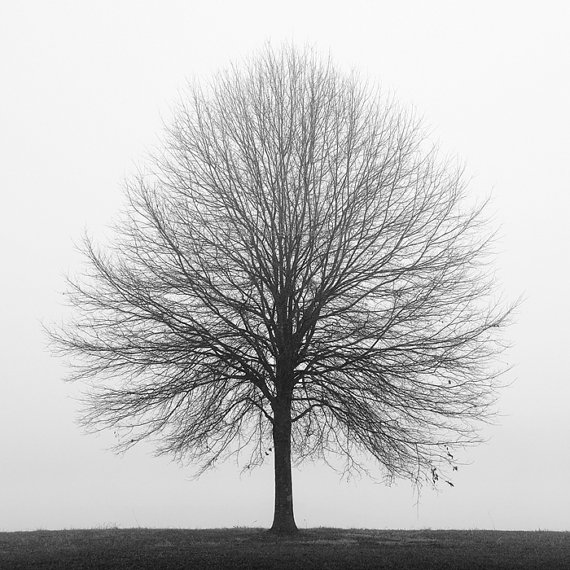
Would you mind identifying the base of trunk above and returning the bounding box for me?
[268,520,299,535]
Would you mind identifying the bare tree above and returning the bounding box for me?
[51,47,511,534]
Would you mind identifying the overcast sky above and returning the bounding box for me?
[1,0,569,532]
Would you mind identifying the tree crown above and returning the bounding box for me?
[53,46,511,486]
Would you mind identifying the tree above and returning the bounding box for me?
[51,46,511,534]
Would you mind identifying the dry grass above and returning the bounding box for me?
[1,527,569,569]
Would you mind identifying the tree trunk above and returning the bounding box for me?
[269,397,298,534]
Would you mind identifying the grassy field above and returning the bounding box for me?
[1,527,569,569]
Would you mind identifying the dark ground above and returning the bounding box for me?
[1,527,569,569]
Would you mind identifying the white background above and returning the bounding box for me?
[1,0,569,531]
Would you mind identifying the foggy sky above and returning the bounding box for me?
[1,0,569,531]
